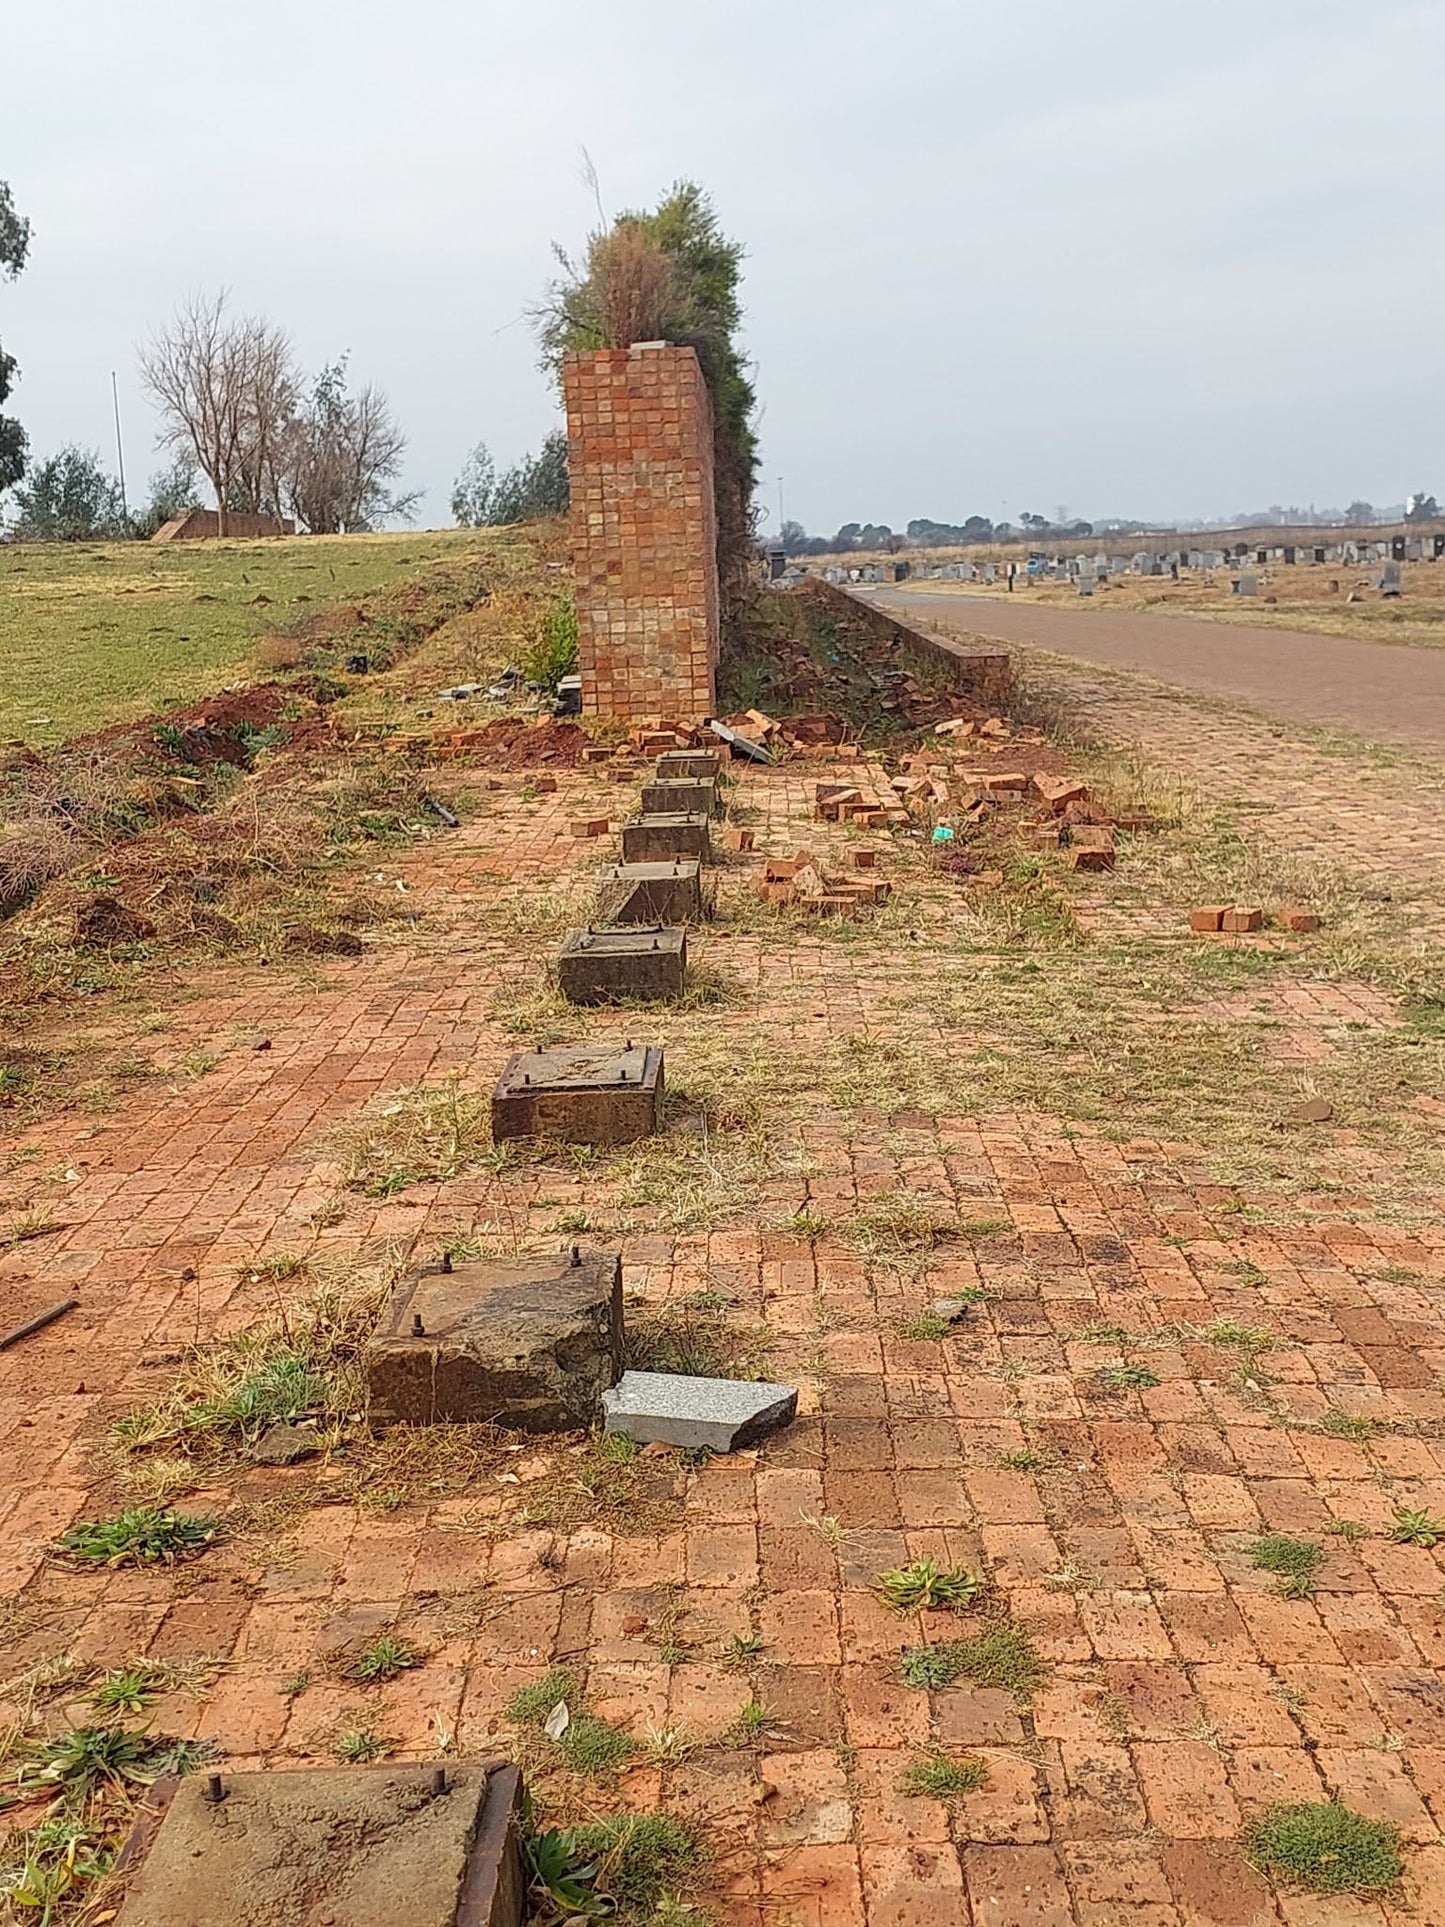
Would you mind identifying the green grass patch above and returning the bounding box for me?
[55,1507,217,1568]
[1246,1801,1402,1893]
[1250,1534,1324,1599]
[0,530,484,746]
[897,1752,990,1801]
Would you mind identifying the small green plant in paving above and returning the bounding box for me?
[721,1633,766,1667]
[995,1447,1058,1471]
[346,1634,420,1684]
[26,1725,163,1795]
[877,1559,984,1612]
[900,1312,953,1341]
[897,1753,990,1802]
[334,1727,387,1764]
[900,1645,967,1689]
[506,1668,581,1727]
[1250,1534,1324,1599]
[1246,1800,1402,1893]
[571,1813,707,1915]
[56,1508,217,1568]
[899,1623,1047,1701]
[1390,1505,1445,1548]
[558,1716,635,1776]
[89,1668,165,1716]
[1328,1518,1369,1544]
[1319,1410,1376,1443]
[724,1700,776,1746]
[1094,1364,1160,1392]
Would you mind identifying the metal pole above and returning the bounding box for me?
[111,372,129,524]
[776,477,784,536]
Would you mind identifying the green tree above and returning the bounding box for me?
[131,456,204,539]
[537,180,757,594]
[0,179,32,494]
[452,430,568,527]
[10,445,128,541]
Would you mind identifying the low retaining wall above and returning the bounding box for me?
[796,577,1013,712]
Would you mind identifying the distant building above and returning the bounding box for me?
[152,510,296,542]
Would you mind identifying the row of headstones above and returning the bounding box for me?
[552,748,723,1008]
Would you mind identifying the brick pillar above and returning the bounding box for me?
[563,343,720,721]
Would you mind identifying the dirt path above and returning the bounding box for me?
[873,584,1445,752]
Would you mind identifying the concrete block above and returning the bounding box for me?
[492,1043,663,1145]
[621,811,712,863]
[556,925,687,1004]
[602,1369,798,1452]
[595,859,703,926]
[640,776,719,817]
[655,749,721,781]
[115,1762,524,1927]
[366,1249,622,1429]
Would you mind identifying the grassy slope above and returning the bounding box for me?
[0,528,488,746]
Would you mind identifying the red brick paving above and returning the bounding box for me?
[1,743,1444,1923]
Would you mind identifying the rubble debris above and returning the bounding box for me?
[708,718,773,765]
[755,851,890,916]
[1189,907,1231,933]
[556,925,687,1005]
[251,1421,323,1466]
[602,1369,798,1452]
[1290,1097,1335,1124]
[367,1249,623,1430]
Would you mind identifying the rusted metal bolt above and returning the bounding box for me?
[570,1244,581,1267]
[203,1773,226,1804]
[431,1765,448,1796]
[412,1313,425,1337]
[441,1250,453,1274]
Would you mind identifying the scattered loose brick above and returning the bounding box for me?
[1222,906,1263,932]
[1189,907,1229,932]
[1070,844,1116,872]
[853,849,878,870]
[722,827,755,853]
[569,817,609,838]
[534,775,558,794]
[1281,906,1321,932]
[1034,775,1090,812]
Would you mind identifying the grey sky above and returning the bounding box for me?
[6,0,1443,535]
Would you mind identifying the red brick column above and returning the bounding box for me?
[563,343,720,721]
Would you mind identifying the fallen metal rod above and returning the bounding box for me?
[422,794,460,828]
[0,1299,78,1351]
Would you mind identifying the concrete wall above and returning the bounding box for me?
[563,342,720,721]
[151,510,296,542]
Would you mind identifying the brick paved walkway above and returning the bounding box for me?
[2,730,1444,1924]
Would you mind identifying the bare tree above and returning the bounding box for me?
[284,360,416,533]
[139,293,296,534]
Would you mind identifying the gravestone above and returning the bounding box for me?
[1234,574,1259,597]
[621,812,711,863]
[595,859,704,925]
[556,925,687,1004]
[367,1249,623,1429]
[1381,560,1403,596]
[492,1043,664,1145]
[603,1370,798,1452]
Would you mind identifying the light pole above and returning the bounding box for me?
[776,477,785,543]
[111,372,129,524]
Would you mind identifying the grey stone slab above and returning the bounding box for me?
[602,1369,797,1452]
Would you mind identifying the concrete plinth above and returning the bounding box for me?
[366,1249,623,1430]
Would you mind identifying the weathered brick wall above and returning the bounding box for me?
[798,578,1014,711]
[563,343,720,720]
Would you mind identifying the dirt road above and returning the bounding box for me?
[872,585,1445,750]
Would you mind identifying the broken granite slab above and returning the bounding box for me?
[602,1370,797,1452]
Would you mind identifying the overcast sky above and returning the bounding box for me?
[6,0,1443,535]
